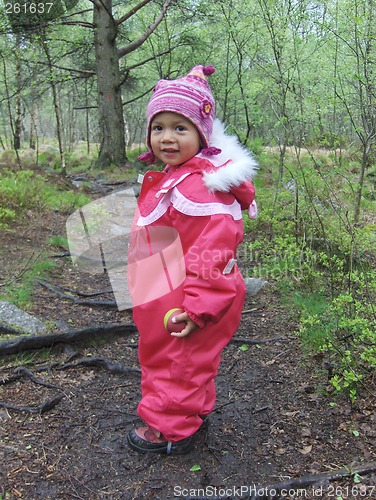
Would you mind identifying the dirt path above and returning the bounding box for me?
[0,198,375,499]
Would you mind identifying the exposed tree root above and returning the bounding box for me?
[53,356,140,375]
[13,366,64,390]
[37,279,119,309]
[0,356,140,415]
[250,462,376,499]
[0,323,23,336]
[231,336,287,344]
[0,321,288,357]
[0,395,64,414]
[0,323,137,356]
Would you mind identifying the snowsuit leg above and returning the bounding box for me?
[133,274,246,442]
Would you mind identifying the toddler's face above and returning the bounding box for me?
[150,112,201,167]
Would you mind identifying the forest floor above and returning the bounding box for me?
[0,176,375,500]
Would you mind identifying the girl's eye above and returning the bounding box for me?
[176,126,186,132]
[152,125,162,131]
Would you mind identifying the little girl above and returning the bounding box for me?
[127,65,257,455]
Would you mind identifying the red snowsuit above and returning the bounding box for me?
[128,122,257,442]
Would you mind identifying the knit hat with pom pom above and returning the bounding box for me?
[139,65,220,163]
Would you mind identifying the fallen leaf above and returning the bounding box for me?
[300,427,312,438]
[299,444,312,455]
[284,411,300,418]
[265,359,276,365]
[190,464,201,472]
[275,447,287,455]
[338,422,348,431]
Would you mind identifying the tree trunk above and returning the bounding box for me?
[42,36,66,174]
[93,0,126,168]
[352,0,375,223]
[14,34,22,151]
[354,144,370,224]
[29,96,38,150]
[85,80,91,155]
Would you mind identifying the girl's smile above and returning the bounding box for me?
[150,112,201,167]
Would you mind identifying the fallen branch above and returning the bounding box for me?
[37,279,119,309]
[0,323,137,356]
[75,288,113,297]
[48,251,71,258]
[0,323,24,336]
[242,308,258,314]
[55,356,140,375]
[249,462,376,499]
[1,357,140,387]
[0,249,41,288]
[13,366,65,390]
[231,336,287,345]
[0,395,63,414]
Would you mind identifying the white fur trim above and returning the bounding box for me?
[199,119,258,192]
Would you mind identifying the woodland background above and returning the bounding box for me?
[0,0,375,416]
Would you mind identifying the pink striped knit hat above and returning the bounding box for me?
[139,65,220,163]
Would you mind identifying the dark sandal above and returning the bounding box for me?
[200,414,210,428]
[127,426,193,455]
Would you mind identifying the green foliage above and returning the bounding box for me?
[0,170,44,220]
[190,464,202,472]
[1,0,375,170]
[0,207,17,228]
[48,235,68,249]
[6,0,80,32]
[0,169,91,226]
[126,147,145,163]
[299,287,375,402]
[11,347,53,367]
[245,148,376,401]
[247,235,320,289]
[1,257,56,307]
[47,188,91,212]
[0,493,12,500]
[246,138,265,157]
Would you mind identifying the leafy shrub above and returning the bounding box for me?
[0,169,91,225]
[247,235,320,289]
[299,284,375,401]
[244,148,375,401]
[0,207,16,228]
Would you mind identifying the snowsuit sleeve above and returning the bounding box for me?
[168,199,244,329]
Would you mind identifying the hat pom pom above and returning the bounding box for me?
[138,151,156,164]
[203,65,215,76]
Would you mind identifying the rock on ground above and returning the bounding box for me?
[0,301,46,335]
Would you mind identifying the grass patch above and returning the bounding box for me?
[48,235,69,250]
[0,169,91,227]
[0,257,56,308]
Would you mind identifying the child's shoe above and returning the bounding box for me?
[127,426,193,455]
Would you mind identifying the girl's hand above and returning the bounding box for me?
[170,311,198,338]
